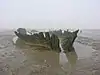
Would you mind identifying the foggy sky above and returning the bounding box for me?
[0,0,100,29]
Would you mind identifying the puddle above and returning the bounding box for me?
[74,42,95,59]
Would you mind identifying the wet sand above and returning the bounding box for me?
[0,30,100,75]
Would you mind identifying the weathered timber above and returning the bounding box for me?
[45,32,50,41]
[14,28,61,52]
[50,34,61,52]
[61,29,79,52]
[17,28,26,35]
[14,28,79,53]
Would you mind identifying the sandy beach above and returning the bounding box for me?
[0,30,100,75]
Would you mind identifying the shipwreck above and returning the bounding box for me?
[14,28,79,53]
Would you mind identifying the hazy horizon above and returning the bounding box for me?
[0,0,100,29]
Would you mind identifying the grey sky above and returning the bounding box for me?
[0,0,100,29]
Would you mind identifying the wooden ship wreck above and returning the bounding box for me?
[14,28,79,52]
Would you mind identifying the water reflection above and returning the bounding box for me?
[59,44,78,75]
[13,37,94,75]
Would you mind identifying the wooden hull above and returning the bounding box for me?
[14,31,36,42]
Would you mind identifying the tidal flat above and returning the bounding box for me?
[0,30,100,75]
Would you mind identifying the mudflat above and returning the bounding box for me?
[0,30,100,75]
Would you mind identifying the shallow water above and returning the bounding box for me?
[10,36,95,75]
[79,29,100,40]
[0,31,98,75]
